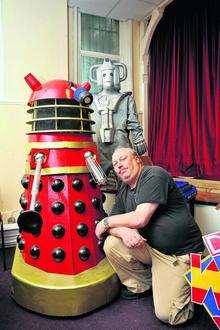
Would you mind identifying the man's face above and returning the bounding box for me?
[112,149,141,185]
[102,69,114,89]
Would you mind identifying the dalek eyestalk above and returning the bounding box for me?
[74,87,93,106]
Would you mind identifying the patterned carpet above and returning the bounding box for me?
[0,248,216,330]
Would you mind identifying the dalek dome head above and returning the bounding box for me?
[25,74,75,106]
[24,73,94,134]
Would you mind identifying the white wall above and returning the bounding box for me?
[0,0,68,222]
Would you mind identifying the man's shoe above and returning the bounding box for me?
[120,286,152,300]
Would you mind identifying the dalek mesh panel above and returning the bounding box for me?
[27,99,94,133]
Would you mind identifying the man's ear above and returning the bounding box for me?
[135,155,141,163]
[135,155,144,165]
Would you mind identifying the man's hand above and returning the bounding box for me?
[108,227,146,248]
[95,220,107,239]
[119,228,146,248]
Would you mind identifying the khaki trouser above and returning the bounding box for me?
[104,235,194,325]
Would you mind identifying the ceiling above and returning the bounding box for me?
[68,0,166,21]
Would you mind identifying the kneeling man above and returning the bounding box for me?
[95,147,204,325]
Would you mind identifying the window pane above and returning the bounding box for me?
[80,56,103,93]
[81,13,119,55]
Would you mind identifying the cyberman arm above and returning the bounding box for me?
[126,96,148,156]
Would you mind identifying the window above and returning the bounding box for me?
[80,14,120,93]
[81,14,119,54]
[68,7,133,93]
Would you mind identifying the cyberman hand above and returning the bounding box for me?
[133,141,147,156]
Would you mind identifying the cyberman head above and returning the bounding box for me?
[89,58,127,92]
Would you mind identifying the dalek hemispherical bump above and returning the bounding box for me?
[89,177,97,188]
[92,197,101,209]
[19,194,28,210]
[30,245,40,259]
[51,201,65,215]
[16,234,22,243]
[18,239,25,250]
[34,201,42,212]
[52,224,65,238]
[74,200,86,214]
[98,240,105,252]
[79,246,91,261]
[51,179,64,192]
[72,178,84,191]
[21,175,29,189]
[52,248,66,262]
[76,223,88,236]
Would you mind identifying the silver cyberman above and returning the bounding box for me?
[89,58,147,191]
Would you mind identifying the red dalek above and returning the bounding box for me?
[11,74,119,316]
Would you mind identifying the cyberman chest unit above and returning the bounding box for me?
[11,74,119,316]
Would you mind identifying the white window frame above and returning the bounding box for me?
[68,6,133,91]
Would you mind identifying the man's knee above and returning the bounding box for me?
[154,307,170,324]
[103,235,122,257]
[155,301,194,325]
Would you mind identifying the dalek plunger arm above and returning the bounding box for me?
[84,151,107,186]
[17,153,45,235]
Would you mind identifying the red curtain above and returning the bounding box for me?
[148,0,220,179]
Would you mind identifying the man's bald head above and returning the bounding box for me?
[112,147,138,160]
[112,147,143,188]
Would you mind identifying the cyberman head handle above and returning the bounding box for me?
[89,58,127,91]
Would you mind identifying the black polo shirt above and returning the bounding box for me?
[110,166,204,256]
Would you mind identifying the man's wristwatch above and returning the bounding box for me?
[103,217,110,230]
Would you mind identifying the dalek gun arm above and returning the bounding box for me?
[30,153,45,209]
[84,151,107,186]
